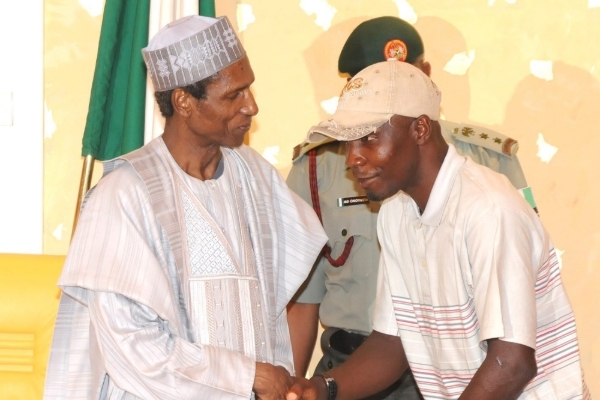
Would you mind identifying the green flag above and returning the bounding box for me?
[81,0,150,160]
[200,0,216,18]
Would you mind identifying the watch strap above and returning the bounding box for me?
[319,374,338,400]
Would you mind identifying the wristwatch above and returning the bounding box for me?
[318,374,338,400]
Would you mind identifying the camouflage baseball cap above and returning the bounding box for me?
[338,16,424,77]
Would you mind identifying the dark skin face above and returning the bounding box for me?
[163,56,258,180]
[346,115,419,202]
[185,56,258,149]
[341,60,434,203]
[193,57,258,148]
[346,114,447,211]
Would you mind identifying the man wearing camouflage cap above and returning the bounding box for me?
[286,16,536,399]
[287,59,588,400]
[44,15,327,399]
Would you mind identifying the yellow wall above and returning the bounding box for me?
[43,0,599,394]
[44,0,105,251]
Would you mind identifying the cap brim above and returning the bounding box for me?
[306,111,393,142]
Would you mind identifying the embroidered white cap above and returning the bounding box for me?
[307,59,442,142]
[142,15,245,91]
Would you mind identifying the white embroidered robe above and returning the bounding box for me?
[44,138,328,399]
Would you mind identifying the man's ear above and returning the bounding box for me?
[421,61,432,78]
[414,115,432,145]
[172,88,194,118]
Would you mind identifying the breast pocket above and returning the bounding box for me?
[321,202,379,280]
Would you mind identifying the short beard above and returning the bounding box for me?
[365,188,395,202]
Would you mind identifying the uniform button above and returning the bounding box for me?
[341,229,347,236]
[327,361,333,369]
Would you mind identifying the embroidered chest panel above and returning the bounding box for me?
[177,179,268,362]
[180,189,238,275]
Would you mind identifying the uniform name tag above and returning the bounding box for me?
[337,196,370,207]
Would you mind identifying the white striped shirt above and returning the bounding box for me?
[373,144,589,399]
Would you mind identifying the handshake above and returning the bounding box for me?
[253,362,327,400]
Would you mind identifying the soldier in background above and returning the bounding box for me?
[286,16,535,399]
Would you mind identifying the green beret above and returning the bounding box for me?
[338,16,424,77]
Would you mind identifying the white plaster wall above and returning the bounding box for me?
[0,1,44,254]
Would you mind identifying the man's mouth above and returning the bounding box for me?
[237,124,251,133]
[355,174,377,188]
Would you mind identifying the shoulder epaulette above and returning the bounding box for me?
[440,120,519,157]
[291,137,338,162]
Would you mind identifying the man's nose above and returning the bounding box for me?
[241,90,259,116]
[346,141,366,167]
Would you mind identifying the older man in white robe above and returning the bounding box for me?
[44,15,328,400]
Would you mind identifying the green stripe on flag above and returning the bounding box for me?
[200,0,216,17]
[81,0,150,160]
[520,186,537,209]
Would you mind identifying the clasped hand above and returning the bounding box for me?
[285,376,321,400]
[253,363,321,400]
[253,362,295,400]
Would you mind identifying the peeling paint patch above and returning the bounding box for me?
[262,146,280,165]
[237,4,256,33]
[321,96,339,115]
[300,0,337,31]
[45,102,57,139]
[555,248,565,270]
[392,0,418,24]
[536,133,558,163]
[589,0,600,8]
[530,60,554,81]
[52,224,64,241]
[443,50,475,75]
[79,0,105,18]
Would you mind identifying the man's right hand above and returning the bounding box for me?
[253,362,294,400]
[286,376,325,400]
[288,330,409,400]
